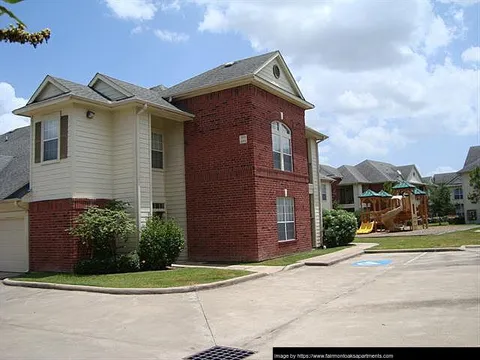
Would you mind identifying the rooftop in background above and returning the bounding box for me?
[458,145,480,173]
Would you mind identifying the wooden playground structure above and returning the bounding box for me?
[356,181,428,234]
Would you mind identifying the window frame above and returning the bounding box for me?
[152,202,166,219]
[321,184,327,201]
[151,131,164,170]
[276,197,295,242]
[271,121,293,172]
[453,187,463,200]
[41,119,60,162]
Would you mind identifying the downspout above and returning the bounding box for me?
[316,139,324,248]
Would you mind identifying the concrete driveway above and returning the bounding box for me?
[1,250,479,359]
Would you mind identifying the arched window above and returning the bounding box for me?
[271,121,292,171]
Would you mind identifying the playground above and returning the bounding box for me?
[356,181,428,235]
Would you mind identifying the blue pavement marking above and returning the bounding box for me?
[352,259,392,267]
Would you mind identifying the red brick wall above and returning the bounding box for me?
[368,183,384,192]
[176,84,311,262]
[250,87,312,259]
[29,198,109,272]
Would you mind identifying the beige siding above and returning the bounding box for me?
[35,83,64,102]
[92,79,127,101]
[30,111,72,201]
[164,121,188,259]
[151,121,166,203]
[307,138,321,247]
[257,58,299,96]
[72,107,113,199]
[137,113,152,228]
[112,111,136,207]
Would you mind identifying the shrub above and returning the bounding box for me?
[323,209,357,248]
[74,257,116,275]
[69,201,137,260]
[139,217,184,270]
[117,251,141,273]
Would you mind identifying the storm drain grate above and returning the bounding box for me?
[185,346,255,360]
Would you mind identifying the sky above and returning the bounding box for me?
[1,0,479,177]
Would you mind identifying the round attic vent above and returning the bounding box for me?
[273,64,281,79]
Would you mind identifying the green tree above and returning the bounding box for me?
[429,183,455,217]
[1,0,51,47]
[467,167,480,204]
[383,181,394,194]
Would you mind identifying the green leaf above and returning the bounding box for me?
[2,0,25,4]
[0,4,25,26]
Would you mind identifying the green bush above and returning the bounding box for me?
[117,251,140,273]
[323,209,357,247]
[74,257,116,275]
[69,201,137,260]
[139,217,184,270]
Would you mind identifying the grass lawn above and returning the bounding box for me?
[354,228,480,250]
[242,246,350,266]
[14,268,252,288]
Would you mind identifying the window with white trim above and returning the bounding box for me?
[453,187,463,200]
[272,121,292,171]
[277,197,295,241]
[151,132,164,169]
[152,202,166,219]
[321,184,327,201]
[43,119,59,161]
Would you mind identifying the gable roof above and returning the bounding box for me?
[395,165,414,179]
[355,160,402,183]
[338,165,370,185]
[95,73,183,113]
[458,145,480,173]
[393,180,415,189]
[159,51,278,98]
[432,172,461,186]
[0,126,30,199]
[319,164,343,179]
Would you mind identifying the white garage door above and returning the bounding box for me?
[0,215,28,272]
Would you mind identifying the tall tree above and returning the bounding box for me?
[467,167,480,204]
[429,183,455,217]
[0,0,51,47]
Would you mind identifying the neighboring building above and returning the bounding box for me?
[5,51,329,272]
[458,146,480,224]
[429,172,464,217]
[319,173,334,211]
[318,164,342,210]
[320,160,425,212]
[0,126,30,200]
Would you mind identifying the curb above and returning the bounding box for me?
[364,247,464,254]
[2,272,267,295]
[282,262,305,271]
[304,250,364,266]
[463,245,480,249]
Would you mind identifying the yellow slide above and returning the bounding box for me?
[356,221,375,234]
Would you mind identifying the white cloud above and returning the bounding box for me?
[154,29,189,42]
[131,25,144,34]
[104,0,157,21]
[193,0,479,159]
[461,46,480,63]
[426,166,457,176]
[436,0,479,5]
[160,0,181,11]
[0,83,28,135]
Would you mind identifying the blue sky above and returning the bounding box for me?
[1,0,479,177]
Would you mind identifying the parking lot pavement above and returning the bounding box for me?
[1,250,478,359]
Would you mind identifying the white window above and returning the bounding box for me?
[43,119,59,161]
[277,197,295,241]
[151,132,164,169]
[272,121,292,172]
[321,184,327,201]
[453,187,463,200]
[152,202,166,219]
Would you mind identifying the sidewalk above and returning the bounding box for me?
[304,243,377,266]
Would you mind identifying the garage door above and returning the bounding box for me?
[0,215,28,272]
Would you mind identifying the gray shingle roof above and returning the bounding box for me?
[51,76,110,103]
[338,165,370,185]
[422,176,433,184]
[0,126,30,199]
[395,165,414,179]
[355,160,402,183]
[159,51,278,97]
[319,164,342,178]
[459,146,480,173]
[432,172,461,186]
[98,74,183,112]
